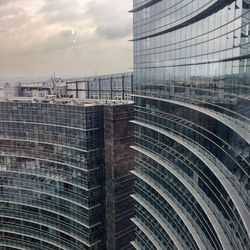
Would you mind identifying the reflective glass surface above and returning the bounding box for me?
[133,0,250,249]
[0,101,104,250]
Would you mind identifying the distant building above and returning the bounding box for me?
[66,72,133,100]
[13,72,134,100]
[0,97,134,250]
[20,81,68,98]
[0,83,21,98]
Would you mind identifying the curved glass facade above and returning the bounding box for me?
[0,100,104,250]
[132,0,250,249]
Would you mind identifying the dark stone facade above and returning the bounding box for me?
[103,103,135,250]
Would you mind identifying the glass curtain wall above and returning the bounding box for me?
[0,101,104,250]
[132,0,250,249]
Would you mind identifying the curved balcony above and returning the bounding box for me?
[0,229,68,250]
[131,169,209,249]
[0,200,100,229]
[0,119,99,132]
[131,217,167,249]
[0,197,99,227]
[132,146,245,249]
[131,120,250,235]
[0,177,99,207]
[0,215,97,247]
[132,194,186,250]
[134,104,249,176]
[130,240,143,250]
[133,117,250,206]
[133,94,250,143]
[0,238,49,250]
[1,170,100,191]
[0,152,98,172]
[0,185,100,211]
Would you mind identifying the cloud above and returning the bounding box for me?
[0,0,9,7]
[85,0,132,40]
[96,24,131,40]
[39,0,85,24]
[0,6,30,29]
[39,0,132,40]
[0,7,35,55]
[0,0,133,77]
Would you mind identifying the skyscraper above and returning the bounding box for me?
[0,97,134,250]
[131,0,250,249]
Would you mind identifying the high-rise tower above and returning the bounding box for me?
[131,0,250,249]
[0,98,134,250]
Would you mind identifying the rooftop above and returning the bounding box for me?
[0,97,133,107]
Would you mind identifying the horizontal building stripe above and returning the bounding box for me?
[132,0,234,41]
[0,215,95,247]
[133,53,250,69]
[133,94,250,143]
[0,153,99,172]
[129,0,162,13]
[131,194,185,250]
[131,217,166,249]
[0,137,99,153]
[131,169,209,249]
[0,245,24,250]
[130,241,142,250]
[0,200,100,229]
[0,230,68,250]
[131,121,250,240]
[0,119,99,132]
[0,185,100,210]
[131,144,240,248]
[1,170,99,192]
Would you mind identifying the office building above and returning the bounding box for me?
[66,72,133,100]
[16,72,134,101]
[0,83,21,98]
[131,0,250,249]
[0,97,134,250]
[20,81,67,98]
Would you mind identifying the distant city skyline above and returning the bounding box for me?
[0,0,133,78]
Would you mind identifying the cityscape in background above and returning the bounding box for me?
[0,0,250,250]
[0,72,133,101]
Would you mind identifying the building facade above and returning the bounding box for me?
[66,72,133,100]
[103,104,135,250]
[0,83,21,98]
[131,0,250,249]
[0,97,134,250]
[13,72,133,101]
[20,81,67,98]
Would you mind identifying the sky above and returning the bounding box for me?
[0,0,133,79]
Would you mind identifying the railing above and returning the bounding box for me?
[133,93,250,134]
[132,145,244,249]
[133,118,250,208]
[132,168,223,249]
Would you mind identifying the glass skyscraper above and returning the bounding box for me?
[0,98,134,250]
[131,0,250,249]
[0,99,105,250]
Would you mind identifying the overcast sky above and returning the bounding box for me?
[0,0,133,79]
